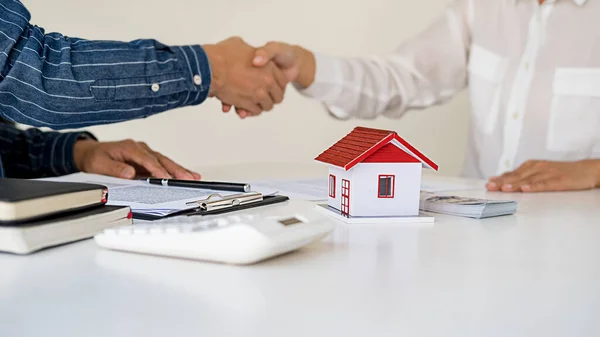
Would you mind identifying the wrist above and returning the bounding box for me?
[593,160,600,188]
[581,159,600,188]
[293,45,316,89]
[73,139,97,172]
[202,44,225,96]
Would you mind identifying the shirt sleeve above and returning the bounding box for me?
[0,0,211,130]
[0,123,96,178]
[298,0,472,119]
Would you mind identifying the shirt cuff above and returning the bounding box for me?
[172,45,212,107]
[296,53,350,119]
[48,131,97,176]
[297,52,344,101]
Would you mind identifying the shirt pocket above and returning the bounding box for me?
[467,44,508,134]
[547,68,600,152]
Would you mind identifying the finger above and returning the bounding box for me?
[497,170,556,192]
[253,88,273,112]
[521,177,564,193]
[269,80,284,107]
[490,164,542,188]
[222,103,232,113]
[520,173,561,192]
[271,64,289,90]
[486,181,502,191]
[236,100,262,116]
[253,41,293,67]
[138,143,195,180]
[88,154,136,179]
[118,142,170,178]
[235,107,250,119]
[253,43,279,67]
[269,66,287,104]
[489,161,538,182]
[258,94,274,112]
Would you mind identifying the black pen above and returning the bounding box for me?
[144,178,251,193]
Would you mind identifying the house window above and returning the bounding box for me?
[329,174,336,198]
[378,175,395,198]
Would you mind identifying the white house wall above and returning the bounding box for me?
[350,163,422,217]
[327,166,352,211]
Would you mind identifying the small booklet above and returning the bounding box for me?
[419,192,518,219]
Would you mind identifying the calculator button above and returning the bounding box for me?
[165,227,181,235]
[191,226,209,232]
[180,225,198,233]
[149,227,164,235]
[118,227,134,235]
[240,214,254,221]
[133,227,148,235]
[104,229,118,236]
[216,218,229,227]
[227,215,242,223]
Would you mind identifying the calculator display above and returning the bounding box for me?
[279,217,303,226]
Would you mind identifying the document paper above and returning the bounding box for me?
[41,173,262,217]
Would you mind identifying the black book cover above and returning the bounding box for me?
[0,178,107,203]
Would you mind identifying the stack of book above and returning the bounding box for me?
[0,179,132,254]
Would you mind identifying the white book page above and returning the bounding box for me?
[39,173,241,215]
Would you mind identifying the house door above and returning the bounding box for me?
[341,179,350,217]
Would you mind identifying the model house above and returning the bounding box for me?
[315,127,438,218]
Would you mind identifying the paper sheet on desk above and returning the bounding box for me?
[250,177,484,201]
[41,173,276,217]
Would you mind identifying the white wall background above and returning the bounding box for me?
[23,0,470,176]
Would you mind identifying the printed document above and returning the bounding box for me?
[41,173,268,217]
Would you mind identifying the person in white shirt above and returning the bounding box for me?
[223,0,600,193]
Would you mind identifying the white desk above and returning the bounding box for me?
[1,163,599,337]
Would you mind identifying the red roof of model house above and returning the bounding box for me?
[314,127,439,171]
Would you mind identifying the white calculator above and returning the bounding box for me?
[94,200,334,265]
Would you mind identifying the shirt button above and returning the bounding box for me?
[151,83,160,92]
[505,160,511,168]
[524,62,530,71]
[512,112,519,120]
[193,75,202,86]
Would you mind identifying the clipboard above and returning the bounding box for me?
[132,193,290,221]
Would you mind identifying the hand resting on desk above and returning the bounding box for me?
[73,139,201,181]
[486,160,600,193]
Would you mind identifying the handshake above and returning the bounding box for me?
[203,37,316,119]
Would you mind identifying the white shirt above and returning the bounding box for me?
[300,0,600,179]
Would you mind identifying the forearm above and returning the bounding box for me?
[0,0,210,130]
[0,123,94,178]
[296,0,471,120]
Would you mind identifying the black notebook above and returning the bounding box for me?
[0,205,132,254]
[0,178,108,223]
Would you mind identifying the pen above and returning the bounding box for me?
[144,178,251,193]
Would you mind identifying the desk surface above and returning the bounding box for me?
[1,163,599,337]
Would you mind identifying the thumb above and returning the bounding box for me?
[253,42,294,68]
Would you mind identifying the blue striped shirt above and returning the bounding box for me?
[0,0,212,178]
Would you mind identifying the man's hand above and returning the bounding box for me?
[486,160,600,193]
[73,139,201,180]
[203,37,288,115]
[221,41,316,119]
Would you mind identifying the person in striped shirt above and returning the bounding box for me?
[0,0,287,179]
